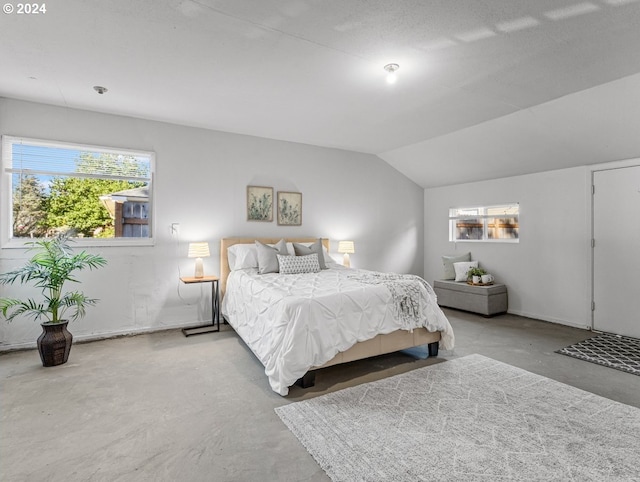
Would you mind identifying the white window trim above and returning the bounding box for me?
[449,203,520,243]
[1,135,156,248]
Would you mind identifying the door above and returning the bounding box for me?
[593,165,640,338]
[114,201,149,238]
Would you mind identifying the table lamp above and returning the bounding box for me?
[188,242,210,278]
[337,241,355,268]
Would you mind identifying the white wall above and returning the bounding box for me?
[424,167,592,328]
[0,98,424,349]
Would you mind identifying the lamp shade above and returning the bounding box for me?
[188,242,210,258]
[337,241,355,254]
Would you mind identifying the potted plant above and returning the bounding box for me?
[467,267,487,284]
[0,233,107,366]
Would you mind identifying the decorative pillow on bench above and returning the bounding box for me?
[453,261,478,282]
[442,252,471,279]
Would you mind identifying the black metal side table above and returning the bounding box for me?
[180,275,220,336]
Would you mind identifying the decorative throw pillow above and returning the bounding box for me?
[442,252,471,280]
[255,239,288,274]
[453,261,478,282]
[291,242,335,266]
[292,239,327,269]
[277,253,321,274]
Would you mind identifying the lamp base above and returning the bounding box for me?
[194,257,204,278]
[343,253,351,268]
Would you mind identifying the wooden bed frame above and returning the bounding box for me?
[220,237,441,388]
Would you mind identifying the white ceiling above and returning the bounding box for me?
[2,0,640,187]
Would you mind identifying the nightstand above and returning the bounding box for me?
[180,275,220,336]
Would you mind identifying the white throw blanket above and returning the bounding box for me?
[347,272,440,331]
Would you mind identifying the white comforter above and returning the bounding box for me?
[221,266,454,395]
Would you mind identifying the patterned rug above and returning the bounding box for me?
[556,333,640,376]
[275,354,640,481]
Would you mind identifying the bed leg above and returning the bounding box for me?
[295,371,316,389]
[427,341,439,357]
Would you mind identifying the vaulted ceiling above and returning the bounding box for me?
[2,0,640,187]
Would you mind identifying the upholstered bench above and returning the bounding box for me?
[433,279,507,316]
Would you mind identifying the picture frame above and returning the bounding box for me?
[246,186,273,222]
[277,191,302,226]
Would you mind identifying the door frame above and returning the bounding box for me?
[589,157,640,331]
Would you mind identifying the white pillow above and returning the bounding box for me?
[227,244,259,270]
[228,241,334,270]
[277,253,321,274]
[324,250,339,266]
[453,261,478,282]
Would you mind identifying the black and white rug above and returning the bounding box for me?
[275,354,640,481]
[556,333,640,376]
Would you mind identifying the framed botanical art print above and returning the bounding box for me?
[247,186,273,222]
[277,191,302,226]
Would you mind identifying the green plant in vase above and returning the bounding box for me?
[0,233,107,366]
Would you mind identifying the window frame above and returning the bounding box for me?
[449,203,520,243]
[1,135,156,248]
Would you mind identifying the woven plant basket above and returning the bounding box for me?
[37,321,73,367]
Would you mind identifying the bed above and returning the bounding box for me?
[220,237,454,395]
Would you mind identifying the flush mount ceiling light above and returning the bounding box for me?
[384,63,399,84]
[93,85,108,95]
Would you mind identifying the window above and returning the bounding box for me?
[2,136,154,244]
[449,204,519,242]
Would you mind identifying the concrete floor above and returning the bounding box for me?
[2,310,639,482]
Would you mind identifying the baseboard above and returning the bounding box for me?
[0,340,35,352]
[507,309,590,330]
[0,321,207,353]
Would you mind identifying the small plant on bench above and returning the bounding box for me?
[467,267,487,281]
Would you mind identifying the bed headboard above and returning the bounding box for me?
[220,237,330,299]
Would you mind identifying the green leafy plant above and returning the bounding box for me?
[467,267,487,278]
[0,233,107,323]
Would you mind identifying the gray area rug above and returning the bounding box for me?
[275,354,640,481]
[556,333,640,376]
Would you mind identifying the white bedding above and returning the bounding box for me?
[221,266,454,395]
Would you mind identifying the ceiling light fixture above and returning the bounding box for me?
[384,63,399,84]
[93,85,108,95]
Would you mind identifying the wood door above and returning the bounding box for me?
[593,165,640,338]
[114,201,149,238]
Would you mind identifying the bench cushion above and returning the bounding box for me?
[433,280,507,295]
